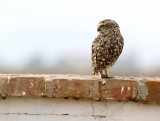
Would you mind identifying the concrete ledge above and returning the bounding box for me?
[0,74,160,102]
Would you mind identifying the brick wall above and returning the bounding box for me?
[0,74,160,121]
[1,74,160,102]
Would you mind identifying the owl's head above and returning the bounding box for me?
[97,19,119,33]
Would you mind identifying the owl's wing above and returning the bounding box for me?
[91,36,101,73]
[106,35,124,61]
[92,34,124,72]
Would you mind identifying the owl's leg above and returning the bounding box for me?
[100,70,108,78]
[105,70,109,78]
[105,69,113,78]
[105,69,109,78]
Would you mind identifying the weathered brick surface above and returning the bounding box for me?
[8,75,45,96]
[0,74,160,102]
[146,80,160,102]
[99,78,138,100]
[0,75,8,97]
[45,74,100,100]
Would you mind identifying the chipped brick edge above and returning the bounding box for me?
[137,79,149,101]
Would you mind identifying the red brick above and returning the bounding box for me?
[99,78,138,100]
[146,80,160,102]
[8,75,45,96]
[45,75,100,100]
[0,75,8,97]
[2,74,160,102]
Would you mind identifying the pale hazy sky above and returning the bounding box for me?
[0,0,160,70]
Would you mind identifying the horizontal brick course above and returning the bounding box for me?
[0,75,8,97]
[45,75,100,100]
[0,74,160,102]
[100,78,138,101]
[8,75,45,96]
[146,80,160,102]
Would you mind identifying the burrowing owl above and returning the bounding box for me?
[92,19,124,78]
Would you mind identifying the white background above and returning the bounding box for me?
[0,0,160,76]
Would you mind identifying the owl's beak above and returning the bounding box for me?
[97,23,102,32]
[97,27,100,31]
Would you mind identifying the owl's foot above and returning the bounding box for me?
[100,70,113,78]
[101,74,108,78]
[101,74,113,78]
[100,70,109,78]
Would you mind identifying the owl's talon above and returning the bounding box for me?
[100,72,108,78]
[101,75,108,78]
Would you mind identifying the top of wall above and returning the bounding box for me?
[0,74,160,102]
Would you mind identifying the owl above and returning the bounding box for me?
[92,19,124,78]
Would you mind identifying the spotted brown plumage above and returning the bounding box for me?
[92,19,124,78]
